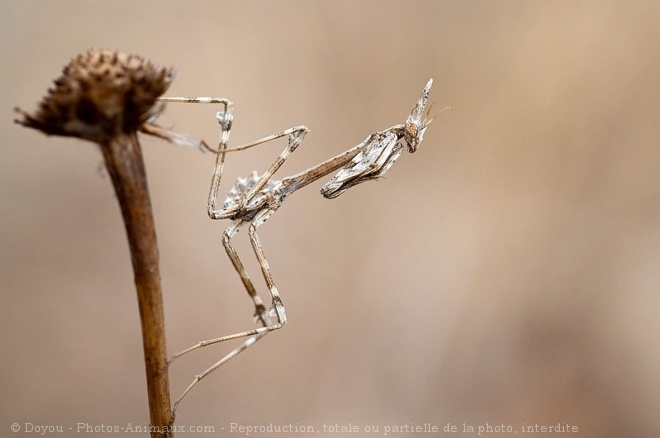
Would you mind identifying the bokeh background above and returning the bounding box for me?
[2,1,659,436]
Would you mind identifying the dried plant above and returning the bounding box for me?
[15,49,183,437]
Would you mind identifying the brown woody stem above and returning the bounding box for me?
[100,132,173,437]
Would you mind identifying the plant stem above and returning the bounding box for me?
[101,132,173,437]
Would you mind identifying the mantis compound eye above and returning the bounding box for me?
[404,120,423,153]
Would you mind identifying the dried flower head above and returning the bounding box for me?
[15,49,175,144]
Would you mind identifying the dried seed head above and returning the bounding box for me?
[15,49,175,144]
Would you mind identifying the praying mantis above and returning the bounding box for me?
[158,79,445,413]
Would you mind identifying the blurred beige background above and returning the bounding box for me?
[2,1,659,437]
